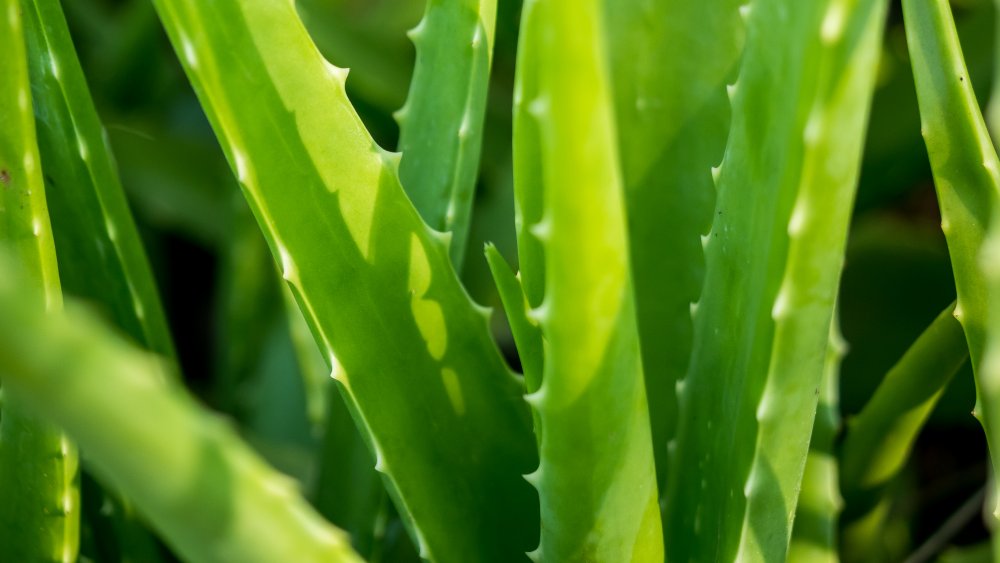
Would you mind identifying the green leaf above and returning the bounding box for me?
[485,243,542,393]
[149,1,539,560]
[19,2,187,556]
[903,0,1000,517]
[788,314,846,563]
[839,301,967,560]
[22,0,177,376]
[0,0,59,301]
[396,0,497,268]
[662,0,888,560]
[603,0,745,499]
[511,0,662,559]
[0,261,362,563]
[0,1,77,561]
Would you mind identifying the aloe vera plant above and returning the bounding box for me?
[0,1,76,561]
[3,0,1000,561]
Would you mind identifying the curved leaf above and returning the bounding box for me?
[512,0,662,559]
[904,0,1000,517]
[396,0,497,268]
[0,1,77,560]
[663,0,887,559]
[0,263,362,563]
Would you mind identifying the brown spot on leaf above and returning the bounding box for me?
[0,170,9,186]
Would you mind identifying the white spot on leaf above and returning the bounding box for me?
[181,36,198,68]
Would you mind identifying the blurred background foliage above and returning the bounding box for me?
[58,0,997,560]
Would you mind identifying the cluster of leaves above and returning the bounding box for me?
[1,0,1000,562]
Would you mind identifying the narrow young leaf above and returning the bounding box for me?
[396,0,497,268]
[485,243,542,393]
[0,2,77,561]
[663,0,887,560]
[603,0,745,499]
[839,302,967,559]
[22,0,177,375]
[150,1,539,560]
[904,0,1000,516]
[788,316,846,563]
[736,3,887,559]
[512,0,662,559]
[0,265,362,563]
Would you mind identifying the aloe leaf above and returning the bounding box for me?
[839,301,967,560]
[0,2,78,561]
[283,277,385,556]
[20,1,184,556]
[485,243,542,392]
[788,314,846,563]
[0,0,59,309]
[275,207,384,555]
[603,0,745,499]
[903,0,1000,518]
[396,0,496,268]
[510,0,662,559]
[21,0,177,374]
[662,0,887,560]
[150,1,538,560]
[0,264,362,563]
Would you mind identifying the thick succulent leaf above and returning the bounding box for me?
[0,264,362,563]
[839,301,967,560]
[603,0,745,499]
[22,0,177,374]
[663,0,887,560]
[275,219,385,556]
[150,1,538,561]
[904,0,1000,517]
[788,315,846,563]
[512,0,662,559]
[0,2,77,561]
[396,0,497,268]
[284,278,385,556]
